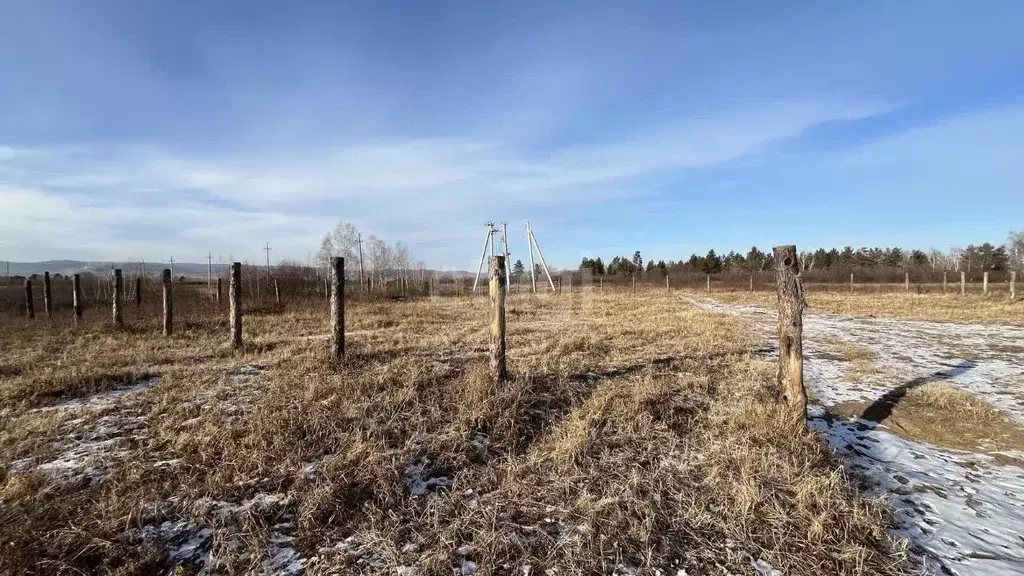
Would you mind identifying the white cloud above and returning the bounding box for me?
[0,97,891,263]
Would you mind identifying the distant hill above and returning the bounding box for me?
[1,260,226,278]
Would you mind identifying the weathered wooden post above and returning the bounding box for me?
[706,274,711,294]
[904,272,910,293]
[217,277,223,305]
[112,268,124,326]
[632,276,636,293]
[749,273,754,292]
[42,271,53,318]
[489,256,508,383]
[230,262,242,347]
[72,273,83,323]
[983,272,989,297]
[599,277,603,292]
[274,278,281,304]
[135,276,142,307]
[557,276,562,293]
[162,269,173,336]
[774,245,806,427]
[329,257,345,360]
[567,274,572,293]
[1011,271,1017,300]
[849,273,854,293]
[961,271,966,296]
[943,271,948,293]
[24,279,34,319]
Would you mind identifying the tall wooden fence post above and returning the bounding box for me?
[488,256,508,383]
[216,277,223,305]
[960,271,966,295]
[274,278,281,304]
[706,274,711,294]
[849,273,854,293]
[904,272,910,293]
[72,273,83,323]
[1011,271,1017,301]
[749,274,754,292]
[632,277,636,294]
[135,276,142,307]
[774,245,806,427]
[943,271,948,293]
[666,275,670,291]
[230,263,242,347]
[162,269,173,336]
[983,272,989,297]
[329,257,345,360]
[43,272,52,318]
[113,268,124,326]
[24,279,34,319]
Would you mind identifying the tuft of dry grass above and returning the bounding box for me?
[704,290,1024,325]
[0,289,906,575]
[831,383,1024,454]
[819,338,883,384]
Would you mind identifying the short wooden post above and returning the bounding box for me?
[1011,271,1017,300]
[112,268,124,326]
[216,277,223,305]
[599,277,603,292]
[849,273,854,293]
[274,278,281,304]
[329,257,345,360]
[557,276,562,293]
[706,274,711,294]
[72,274,83,323]
[749,273,754,292]
[774,245,806,427]
[43,272,52,318]
[960,271,966,295]
[135,276,142,306]
[632,277,636,293]
[162,269,173,336]
[904,272,910,293]
[983,272,989,297]
[230,262,242,347]
[666,275,670,291]
[943,271,948,293]
[24,279,34,319]
[489,256,507,383]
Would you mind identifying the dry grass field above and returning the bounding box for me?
[0,288,907,575]
[704,290,1024,325]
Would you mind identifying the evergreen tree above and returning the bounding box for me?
[513,259,525,283]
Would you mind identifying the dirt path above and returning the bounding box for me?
[688,297,1024,576]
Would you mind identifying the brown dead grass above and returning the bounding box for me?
[0,290,906,575]
[831,383,1024,455]
[704,290,1024,325]
[819,338,883,384]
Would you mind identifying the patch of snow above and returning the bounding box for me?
[406,456,451,496]
[692,297,1024,576]
[31,376,160,413]
[460,560,479,575]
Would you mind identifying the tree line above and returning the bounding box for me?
[576,232,1024,279]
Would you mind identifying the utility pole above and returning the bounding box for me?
[207,252,214,293]
[472,222,496,293]
[357,233,365,292]
[501,222,511,291]
[169,256,175,280]
[527,221,556,292]
[527,223,537,294]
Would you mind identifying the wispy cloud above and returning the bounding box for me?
[0,98,889,263]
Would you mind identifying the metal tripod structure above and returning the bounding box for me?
[471,220,555,294]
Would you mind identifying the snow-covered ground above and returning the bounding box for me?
[689,297,1024,576]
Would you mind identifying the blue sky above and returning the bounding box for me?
[1,1,1023,268]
